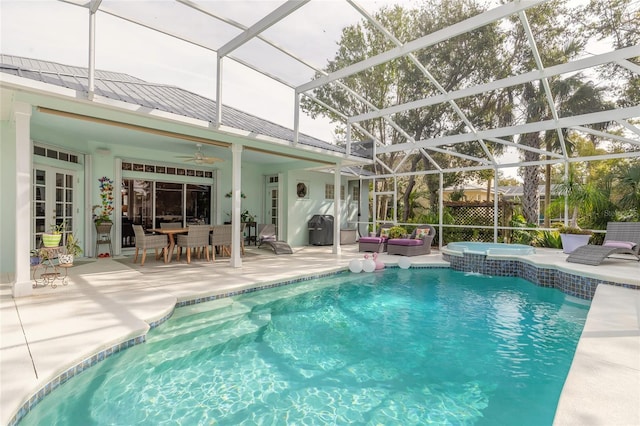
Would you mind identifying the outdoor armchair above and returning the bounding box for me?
[210,225,233,261]
[358,223,392,252]
[176,225,211,264]
[132,225,168,266]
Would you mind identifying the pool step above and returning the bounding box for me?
[143,305,271,365]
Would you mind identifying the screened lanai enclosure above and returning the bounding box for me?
[4,0,639,245]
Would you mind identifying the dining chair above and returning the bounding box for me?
[176,225,211,264]
[210,225,232,261]
[132,225,169,266]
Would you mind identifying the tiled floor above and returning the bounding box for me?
[1,245,638,425]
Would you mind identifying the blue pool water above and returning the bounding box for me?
[446,241,536,255]
[21,268,588,425]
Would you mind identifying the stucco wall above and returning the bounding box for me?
[285,170,357,247]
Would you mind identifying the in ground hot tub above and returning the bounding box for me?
[445,241,536,256]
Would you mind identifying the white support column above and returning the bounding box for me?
[88,9,96,100]
[230,144,243,267]
[13,102,33,297]
[493,167,499,242]
[215,55,223,127]
[333,164,341,254]
[293,92,300,145]
[438,172,443,249]
[564,161,569,226]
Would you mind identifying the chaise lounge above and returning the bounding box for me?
[566,222,640,266]
[387,225,436,256]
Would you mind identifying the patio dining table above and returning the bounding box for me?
[150,227,189,263]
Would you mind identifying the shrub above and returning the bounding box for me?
[388,226,407,239]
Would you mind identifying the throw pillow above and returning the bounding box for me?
[414,228,429,239]
[603,240,636,250]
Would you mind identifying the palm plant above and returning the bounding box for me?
[617,164,640,219]
[551,170,608,228]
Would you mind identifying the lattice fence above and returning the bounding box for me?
[441,201,515,243]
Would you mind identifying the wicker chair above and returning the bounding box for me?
[176,225,211,263]
[210,224,233,261]
[358,223,392,252]
[132,225,168,266]
[387,225,436,256]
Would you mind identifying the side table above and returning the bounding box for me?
[32,246,70,289]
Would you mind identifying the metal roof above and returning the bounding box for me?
[0,53,352,156]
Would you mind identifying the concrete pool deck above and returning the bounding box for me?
[1,245,638,425]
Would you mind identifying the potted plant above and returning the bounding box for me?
[241,210,255,223]
[59,233,83,265]
[388,226,407,239]
[42,221,65,247]
[30,249,41,266]
[557,225,593,254]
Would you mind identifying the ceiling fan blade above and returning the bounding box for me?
[202,157,223,164]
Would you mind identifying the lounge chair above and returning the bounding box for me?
[387,225,436,256]
[566,222,640,266]
[258,224,293,254]
[358,224,392,252]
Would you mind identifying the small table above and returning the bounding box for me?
[150,228,189,263]
[32,246,70,288]
[243,222,257,246]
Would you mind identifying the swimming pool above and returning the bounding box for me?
[446,241,536,255]
[20,268,588,425]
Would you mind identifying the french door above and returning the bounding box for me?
[265,175,279,237]
[32,166,75,249]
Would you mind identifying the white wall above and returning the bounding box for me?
[285,170,356,247]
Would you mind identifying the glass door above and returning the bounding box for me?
[32,167,75,249]
[155,182,184,228]
[265,175,279,237]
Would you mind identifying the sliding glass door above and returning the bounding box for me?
[121,179,211,248]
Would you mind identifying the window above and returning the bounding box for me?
[325,184,345,200]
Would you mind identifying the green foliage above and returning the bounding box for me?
[557,225,592,235]
[509,214,537,245]
[388,226,407,239]
[49,221,65,234]
[532,230,562,249]
[65,233,83,256]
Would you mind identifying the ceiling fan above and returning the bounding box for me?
[176,144,223,165]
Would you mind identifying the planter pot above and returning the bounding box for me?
[560,234,591,254]
[30,256,41,266]
[42,233,62,247]
[58,254,74,265]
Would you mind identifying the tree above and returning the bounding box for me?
[617,163,640,219]
[302,0,510,220]
[505,1,606,225]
